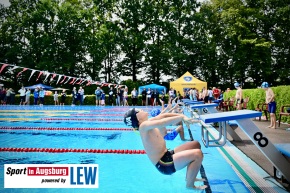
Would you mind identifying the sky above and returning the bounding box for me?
[0,0,9,6]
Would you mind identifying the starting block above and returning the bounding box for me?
[189,103,242,142]
[199,110,290,183]
[190,103,218,115]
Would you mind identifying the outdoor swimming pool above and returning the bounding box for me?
[0,106,287,193]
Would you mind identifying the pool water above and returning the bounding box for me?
[0,106,254,193]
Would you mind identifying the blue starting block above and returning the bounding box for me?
[190,103,218,116]
[189,103,242,142]
[199,110,290,183]
[183,100,204,105]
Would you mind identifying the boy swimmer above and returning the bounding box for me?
[124,108,207,190]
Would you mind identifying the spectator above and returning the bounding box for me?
[95,87,102,106]
[123,87,129,106]
[10,88,15,105]
[131,88,138,106]
[108,87,114,106]
[53,91,59,106]
[115,88,120,106]
[119,87,124,106]
[141,88,147,106]
[6,88,11,105]
[208,87,213,103]
[33,88,39,105]
[18,86,26,105]
[60,89,66,106]
[146,88,152,106]
[0,87,6,105]
[101,91,106,106]
[78,87,84,105]
[72,87,78,106]
[39,87,45,106]
[24,88,31,105]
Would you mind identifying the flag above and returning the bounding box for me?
[0,64,9,73]
[17,68,28,77]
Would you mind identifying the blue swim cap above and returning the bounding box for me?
[151,108,161,117]
[261,82,269,88]
[234,82,240,87]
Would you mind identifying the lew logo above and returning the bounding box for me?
[4,164,99,188]
[125,117,133,126]
[183,76,192,82]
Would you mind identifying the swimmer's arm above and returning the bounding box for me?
[140,115,185,132]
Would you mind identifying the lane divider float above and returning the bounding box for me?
[0,147,146,154]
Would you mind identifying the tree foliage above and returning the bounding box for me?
[0,0,289,91]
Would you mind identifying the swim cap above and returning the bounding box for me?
[124,108,139,128]
[151,108,161,117]
[234,82,240,87]
[261,82,269,88]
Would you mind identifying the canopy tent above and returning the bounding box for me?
[170,72,207,95]
[25,83,54,90]
[138,83,167,94]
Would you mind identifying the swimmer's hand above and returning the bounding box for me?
[182,117,199,125]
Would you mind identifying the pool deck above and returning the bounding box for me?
[228,117,290,191]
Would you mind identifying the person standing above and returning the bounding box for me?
[115,88,120,106]
[72,87,78,106]
[24,88,31,105]
[33,88,39,105]
[131,88,138,106]
[60,89,66,106]
[95,87,102,106]
[38,87,45,106]
[100,90,106,106]
[141,88,147,106]
[146,88,152,106]
[9,88,15,105]
[123,87,129,106]
[234,82,243,110]
[78,87,84,105]
[119,87,124,106]
[53,91,59,106]
[108,87,114,106]
[207,87,213,104]
[18,86,26,105]
[262,82,276,129]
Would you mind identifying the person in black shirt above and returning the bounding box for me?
[141,88,147,106]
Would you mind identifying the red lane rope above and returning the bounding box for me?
[41,118,123,121]
[0,127,133,131]
[0,147,146,154]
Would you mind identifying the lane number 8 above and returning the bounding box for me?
[253,132,268,147]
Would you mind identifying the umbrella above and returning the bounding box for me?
[25,83,54,90]
[50,87,69,91]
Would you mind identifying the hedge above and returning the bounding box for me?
[224,86,290,124]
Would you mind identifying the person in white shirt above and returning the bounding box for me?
[53,91,59,106]
[131,88,138,106]
[18,86,26,105]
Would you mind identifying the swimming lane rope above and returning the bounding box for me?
[41,118,123,121]
[0,147,146,154]
[0,127,133,131]
[0,126,173,132]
